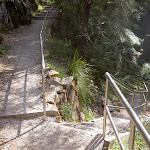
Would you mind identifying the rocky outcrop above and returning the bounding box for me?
[28,0,38,12]
[45,68,85,122]
[0,1,13,28]
[5,0,32,28]
[0,0,38,28]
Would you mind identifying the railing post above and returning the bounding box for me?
[129,120,135,150]
[103,78,108,139]
[131,92,134,108]
[42,71,46,121]
[129,92,135,150]
[145,92,148,112]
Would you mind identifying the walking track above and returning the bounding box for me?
[0,20,43,116]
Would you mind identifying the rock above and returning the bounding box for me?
[48,77,61,86]
[0,1,13,27]
[45,91,60,104]
[55,116,61,123]
[61,76,74,88]
[4,0,32,28]
[80,112,85,121]
[45,74,82,122]
[28,0,38,12]
[47,70,59,78]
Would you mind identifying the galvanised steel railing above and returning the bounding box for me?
[103,72,150,150]
[40,5,58,120]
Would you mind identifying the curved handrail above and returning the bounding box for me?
[103,72,150,149]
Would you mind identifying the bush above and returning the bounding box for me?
[68,51,97,106]
[61,102,74,121]
[141,63,150,80]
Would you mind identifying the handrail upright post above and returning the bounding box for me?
[145,92,148,112]
[103,78,108,139]
[131,92,134,108]
[129,120,135,150]
[42,70,46,121]
[129,92,135,150]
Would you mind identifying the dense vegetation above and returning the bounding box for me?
[48,0,150,100]
[51,0,149,83]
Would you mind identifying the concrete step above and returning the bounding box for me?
[0,119,104,150]
[32,6,59,20]
[32,15,56,20]
[61,122,103,134]
[90,117,130,134]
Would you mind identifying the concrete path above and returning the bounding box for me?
[0,20,45,117]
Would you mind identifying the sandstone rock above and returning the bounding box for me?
[45,74,82,122]
[48,77,61,86]
[61,76,74,88]
[47,70,59,78]
[55,116,61,123]
[45,91,60,104]
[80,112,85,121]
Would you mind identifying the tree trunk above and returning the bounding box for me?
[81,0,92,57]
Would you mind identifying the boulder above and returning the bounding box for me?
[47,70,59,78]
[45,75,83,122]
[28,0,38,12]
[61,76,74,88]
[48,77,61,86]
[0,1,13,27]
[4,0,32,28]
[45,90,62,104]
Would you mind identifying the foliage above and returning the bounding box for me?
[47,58,67,79]
[0,24,9,34]
[47,37,74,61]
[110,115,150,150]
[46,37,97,106]
[51,0,148,85]
[0,45,10,56]
[110,140,129,150]
[61,102,74,121]
[68,51,97,106]
[140,63,150,80]
[82,108,94,121]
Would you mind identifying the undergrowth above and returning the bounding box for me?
[0,45,10,56]
[110,115,150,150]
[61,102,74,122]
[68,51,97,106]
[46,37,98,119]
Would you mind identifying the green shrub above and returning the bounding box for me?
[48,37,74,61]
[110,115,150,150]
[61,102,74,121]
[141,63,150,80]
[68,51,97,106]
[0,45,10,56]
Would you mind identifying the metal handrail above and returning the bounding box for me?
[40,5,57,120]
[111,74,148,93]
[110,74,148,110]
[103,72,150,150]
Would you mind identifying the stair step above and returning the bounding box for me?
[32,16,56,20]
[61,123,103,134]
[0,120,104,150]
